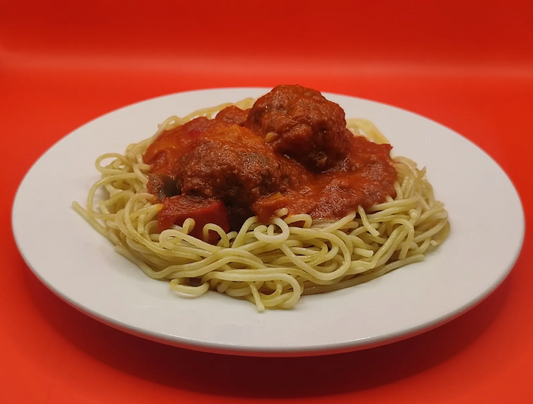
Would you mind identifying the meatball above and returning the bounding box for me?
[177,123,282,207]
[246,85,351,171]
[215,105,249,126]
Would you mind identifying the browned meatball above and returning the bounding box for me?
[246,85,351,171]
[177,123,282,207]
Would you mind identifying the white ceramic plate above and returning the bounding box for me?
[12,88,524,357]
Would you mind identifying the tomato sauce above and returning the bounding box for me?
[143,85,397,237]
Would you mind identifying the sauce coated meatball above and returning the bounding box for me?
[246,85,351,171]
[177,123,282,206]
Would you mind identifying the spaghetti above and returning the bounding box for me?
[73,95,449,311]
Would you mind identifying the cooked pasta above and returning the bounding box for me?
[73,92,449,311]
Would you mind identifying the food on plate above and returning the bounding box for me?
[73,85,450,311]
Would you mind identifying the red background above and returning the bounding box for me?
[2,0,532,402]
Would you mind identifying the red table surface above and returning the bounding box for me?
[1,1,532,402]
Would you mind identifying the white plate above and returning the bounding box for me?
[12,88,524,357]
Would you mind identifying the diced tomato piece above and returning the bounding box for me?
[158,195,230,243]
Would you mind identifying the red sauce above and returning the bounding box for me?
[252,135,395,222]
[144,85,397,238]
